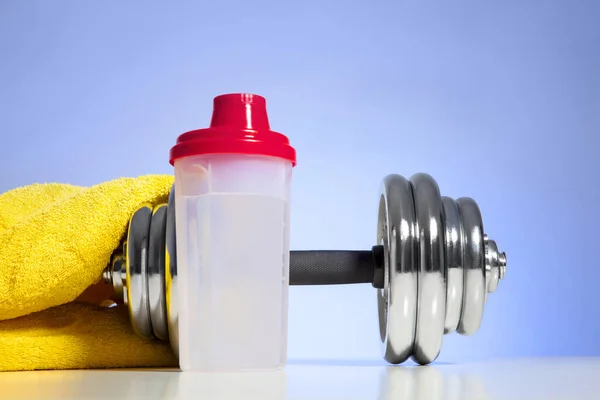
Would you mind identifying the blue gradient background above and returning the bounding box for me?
[1,1,598,363]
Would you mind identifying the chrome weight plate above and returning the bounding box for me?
[377,174,418,364]
[441,196,465,334]
[148,204,168,341]
[126,205,153,338]
[456,197,486,335]
[165,185,179,358]
[410,173,446,365]
[485,237,500,294]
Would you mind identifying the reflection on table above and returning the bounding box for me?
[0,358,598,399]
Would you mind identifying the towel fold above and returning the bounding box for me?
[0,175,178,371]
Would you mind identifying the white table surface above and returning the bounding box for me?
[0,357,597,399]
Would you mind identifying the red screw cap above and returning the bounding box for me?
[169,93,296,166]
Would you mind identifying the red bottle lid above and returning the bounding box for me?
[169,93,296,166]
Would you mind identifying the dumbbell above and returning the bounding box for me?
[102,172,507,365]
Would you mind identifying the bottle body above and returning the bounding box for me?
[174,153,292,372]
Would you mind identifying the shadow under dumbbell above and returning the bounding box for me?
[288,359,456,366]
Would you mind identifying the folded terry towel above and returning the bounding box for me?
[0,175,178,371]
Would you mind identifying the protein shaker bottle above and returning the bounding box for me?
[169,93,296,372]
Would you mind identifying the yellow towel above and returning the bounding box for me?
[0,175,179,371]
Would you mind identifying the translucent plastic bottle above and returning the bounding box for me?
[169,93,296,372]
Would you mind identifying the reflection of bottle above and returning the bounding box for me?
[170,93,297,372]
[378,366,489,400]
[170,369,287,400]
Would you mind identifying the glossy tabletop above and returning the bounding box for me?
[1,357,597,399]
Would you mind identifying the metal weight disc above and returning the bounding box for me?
[148,204,169,341]
[485,238,500,294]
[441,196,465,334]
[456,197,486,335]
[165,185,179,358]
[410,173,446,365]
[377,174,418,364]
[126,205,154,339]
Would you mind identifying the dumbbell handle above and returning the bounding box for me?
[289,246,384,288]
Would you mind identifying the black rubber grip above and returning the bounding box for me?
[289,250,375,285]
